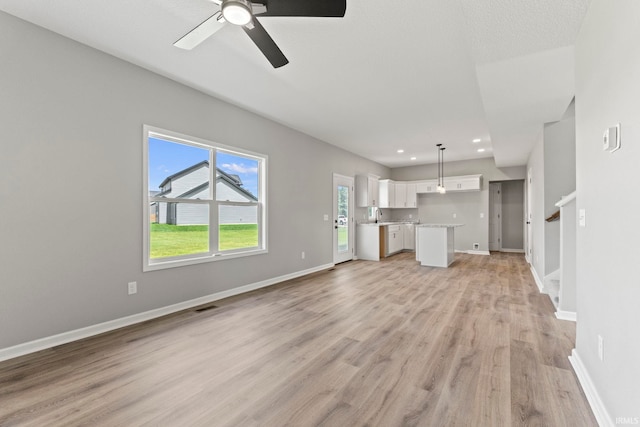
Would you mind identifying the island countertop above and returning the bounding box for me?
[416,223,464,228]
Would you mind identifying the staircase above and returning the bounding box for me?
[543,269,560,308]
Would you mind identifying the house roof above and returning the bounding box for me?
[157,161,257,201]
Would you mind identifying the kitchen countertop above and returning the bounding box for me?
[358,221,419,226]
[416,224,464,228]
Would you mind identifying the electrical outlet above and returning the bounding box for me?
[128,281,137,295]
[301,251,305,259]
[453,213,457,218]
[598,335,604,361]
[473,243,479,250]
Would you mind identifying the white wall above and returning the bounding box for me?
[0,12,388,350]
[526,133,545,285]
[391,158,526,252]
[543,110,576,275]
[574,0,640,421]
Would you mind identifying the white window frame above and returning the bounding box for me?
[143,125,268,271]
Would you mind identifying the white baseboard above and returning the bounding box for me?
[569,349,614,427]
[464,250,491,255]
[555,310,577,322]
[500,248,525,253]
[530,265,545,293]
[0,263,334,363]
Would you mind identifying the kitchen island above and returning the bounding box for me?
[415,224,464,267]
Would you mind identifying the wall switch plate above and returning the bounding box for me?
[603,123,621,152]
[579,209,586,227]
[323,214,329,221]
[128,281,137,295]
[453,213,457,218]
[301,251,305,259]
[480,213,484,218]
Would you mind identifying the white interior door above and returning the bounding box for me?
[333,174,354,264]
[489,182,502,251]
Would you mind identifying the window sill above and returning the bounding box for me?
[144,248,268,272]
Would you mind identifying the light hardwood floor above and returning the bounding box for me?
[0,252,596,426]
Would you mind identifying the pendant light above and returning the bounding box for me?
[436,144,446,194]
[436,144,443,192]
[439,146,446,194]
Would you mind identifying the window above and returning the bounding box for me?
[144,126,267,271]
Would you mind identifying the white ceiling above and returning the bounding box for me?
[0,0,590,168]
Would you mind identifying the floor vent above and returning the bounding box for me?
[195,305,218,313]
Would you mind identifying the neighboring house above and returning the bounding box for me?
[150,161,258,225]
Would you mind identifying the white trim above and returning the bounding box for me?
[465,250,491,255]
[530,265,545,293]
[555,191,577,208]
[555,310,577,321]
[0,263,334,363]
[569,349,614,427]
[500,248,525,253]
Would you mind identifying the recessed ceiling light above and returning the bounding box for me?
[410,157,417,160]
[397,149,404,153]
[477,148,485,153]
[472,138,481,143]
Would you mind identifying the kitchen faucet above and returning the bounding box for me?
[376,208,383,223]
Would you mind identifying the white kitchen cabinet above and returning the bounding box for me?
[386,225,403,255]
[403,223,415,250]
[356,174,380,207]
[356,224,384,261]
[394,182,407,207]
[378,179,395,208]
[416,179,438,193]
[406,183,417,207]
[443,174,482,192]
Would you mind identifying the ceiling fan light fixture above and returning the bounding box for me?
[222,0,253,26]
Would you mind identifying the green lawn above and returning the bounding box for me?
[150,223,258,258]
[337,226,348,251]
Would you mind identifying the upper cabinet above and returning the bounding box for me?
[379,180,417,208]
[416,179,438,193]
[443,174,482,192]
[356,174,380,207]
[406,183,417,207]
[378,179,395,208]
[416,174,482,193]
[360,174,482,208]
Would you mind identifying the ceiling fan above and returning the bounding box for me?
[174,0,347,68]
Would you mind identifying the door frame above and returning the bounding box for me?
[333,174,354,264]
[526,168,533,263]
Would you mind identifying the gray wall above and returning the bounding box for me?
[574,0,640,419]
[501,180,524,250]
[390,158,526,252]
[0,12,388,349]
[543,110,576,275]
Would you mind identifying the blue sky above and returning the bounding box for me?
[148,137,259,197]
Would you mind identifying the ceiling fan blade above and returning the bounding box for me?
[258,0,346,17]
[174,11,226,50]
[242,18,289,68]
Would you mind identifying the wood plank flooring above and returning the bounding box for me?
[0,252,597,426]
